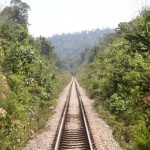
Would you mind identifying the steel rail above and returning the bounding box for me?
[54,81,73,150]
[53,79,94,149]
[75,81,94,150]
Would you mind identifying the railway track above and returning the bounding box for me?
[52,78,96,150]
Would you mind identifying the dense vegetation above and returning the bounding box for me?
[48,28,114,72]
[0,0,70,149]
[1,0,150,149]
[79,8,150,149]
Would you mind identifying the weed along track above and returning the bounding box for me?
[26,78,122,150]
[52,78,96,150]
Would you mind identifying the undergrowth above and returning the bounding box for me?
[0,0,71,149]
[79,8,150,150]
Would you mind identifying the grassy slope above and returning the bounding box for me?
[78,9,150,150]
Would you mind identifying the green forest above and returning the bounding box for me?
[0,0,150,150]
[78,8,150,150]
[48,28,114,72]
[0,0,70,149]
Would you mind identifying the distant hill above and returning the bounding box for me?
[47,28,114,71]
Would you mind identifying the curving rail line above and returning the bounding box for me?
[52,78,96,150]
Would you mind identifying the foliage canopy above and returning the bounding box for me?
[79,8,150,150]
[0,0,70,149]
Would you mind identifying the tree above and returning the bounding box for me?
[0,0,30,28]
[35,36,54,56]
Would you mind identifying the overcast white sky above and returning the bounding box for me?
[1,0,150,37]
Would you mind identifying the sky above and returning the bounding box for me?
[1,0,150,37]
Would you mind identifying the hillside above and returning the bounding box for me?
[78,8,150,150]
[0,1,70,149]
[48,28,114,71]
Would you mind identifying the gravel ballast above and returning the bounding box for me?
[77,81,122,150]
[26,80,122,150]
[26,82,71,150]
